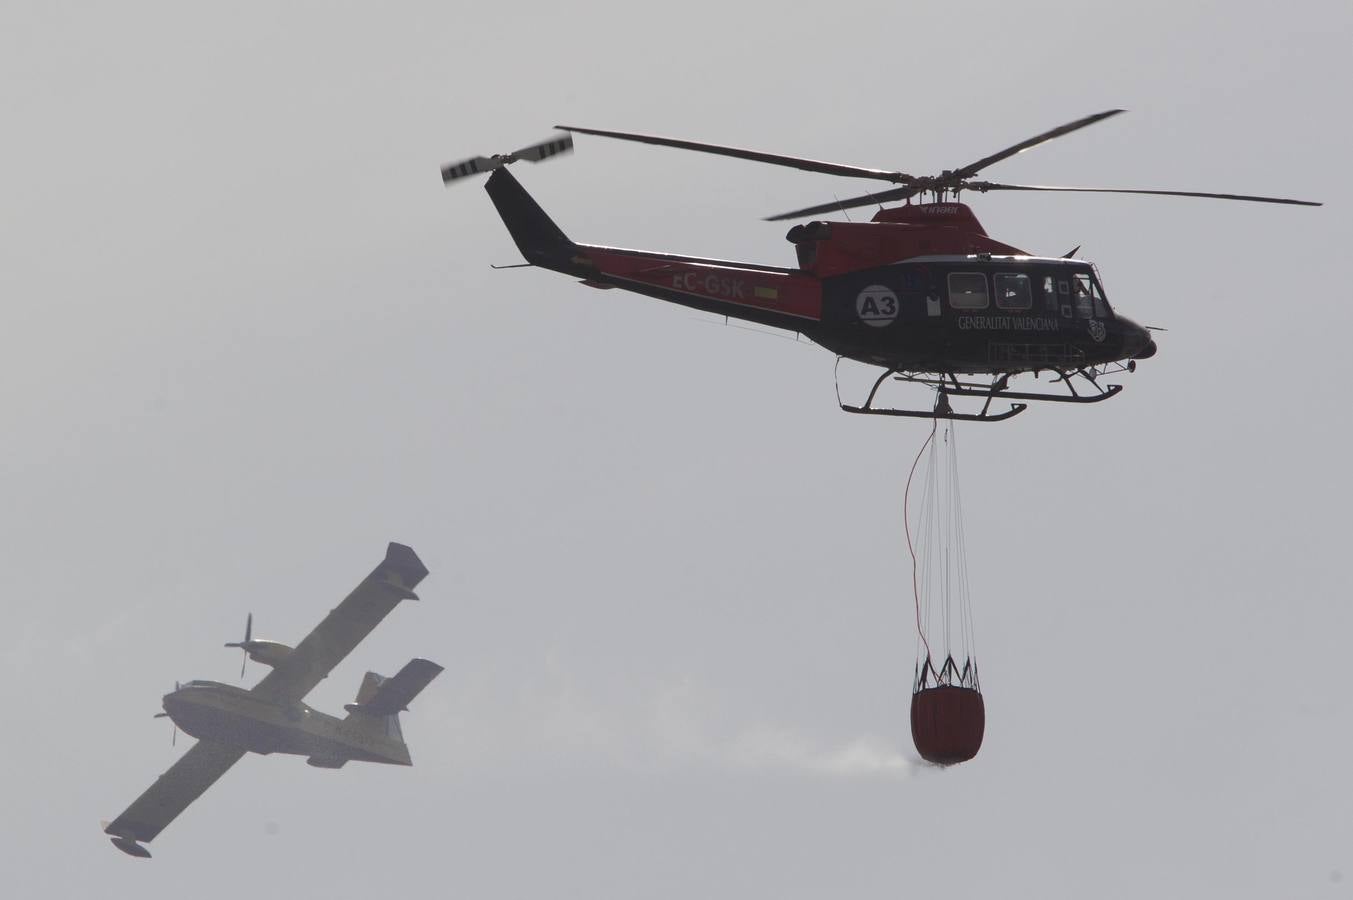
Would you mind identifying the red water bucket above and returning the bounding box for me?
[910,684,984,765]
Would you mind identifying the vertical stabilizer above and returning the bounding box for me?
[484,169,587,274]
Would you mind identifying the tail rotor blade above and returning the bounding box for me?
[441,134,574,186]
[441,155,506,184]
[512,133,573,164]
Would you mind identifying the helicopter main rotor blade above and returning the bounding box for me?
[966,181,1323,206]
[557,125,917,184]
[764,184,922,222]
[949,109,1126,181]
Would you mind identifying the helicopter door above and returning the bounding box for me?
[907,267,941,317]
[889,269,933,322]
[1040,275,1059,314]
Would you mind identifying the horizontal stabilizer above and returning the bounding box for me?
[347,658,443,716]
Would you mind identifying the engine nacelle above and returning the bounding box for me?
[244,640,293,668]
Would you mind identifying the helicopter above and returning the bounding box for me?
[442,111,1319,421]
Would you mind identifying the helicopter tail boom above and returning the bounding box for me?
[484,169,823,331]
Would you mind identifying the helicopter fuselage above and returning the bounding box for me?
[809,253,1155,374]
[485,172,1156,377]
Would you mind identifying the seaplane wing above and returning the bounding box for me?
[103,740,246,856]
[249,543,429,706]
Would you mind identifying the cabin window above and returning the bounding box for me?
[1042,275,1057,311]
[947,272,988,309]
[994,273,1032,310]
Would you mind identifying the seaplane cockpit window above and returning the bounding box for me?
[995,273,1032,310]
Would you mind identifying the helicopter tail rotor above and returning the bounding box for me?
[441,134,573,185]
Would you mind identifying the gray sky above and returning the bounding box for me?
[4,1,1351,895]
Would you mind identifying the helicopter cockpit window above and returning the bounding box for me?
[1042,275,1058,311]
[1089,276,1111,318]
[1073,273,1095,318]
[994,273,1032,310]
[947,272,988,309]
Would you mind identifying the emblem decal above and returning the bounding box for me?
[1088,320,1107,343]
[856,285,899,327]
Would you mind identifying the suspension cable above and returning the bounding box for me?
[918,433,938,652]
[948,423,978,665]
[905,415,938,664]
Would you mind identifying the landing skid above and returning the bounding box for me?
[840,367,1027,422]
[944,383,1122,403]
[907,370,1123,404]
[841,394,1027,422]
[837,364,1125,421]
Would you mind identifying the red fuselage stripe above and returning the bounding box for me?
[583,248,822,321]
